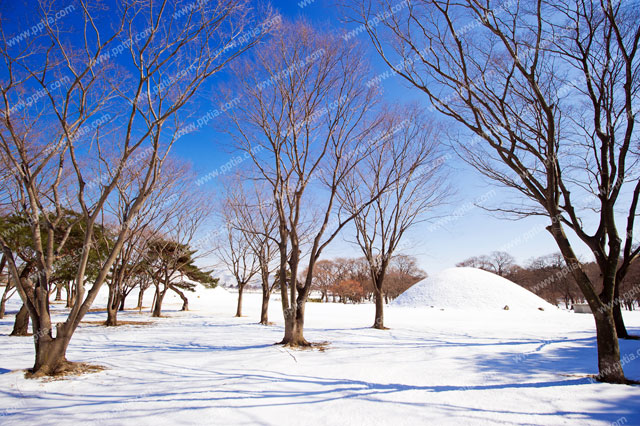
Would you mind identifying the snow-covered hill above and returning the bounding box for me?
[393,267,556,311]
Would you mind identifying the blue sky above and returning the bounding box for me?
[172,0,577,273]
[0,0,602,274]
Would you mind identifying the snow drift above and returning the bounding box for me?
[392,267,555,311]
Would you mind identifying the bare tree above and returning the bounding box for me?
[384,255,427,302]
[227,20,386,346]
[488,252,517,278]
[349,0,639,383]
[223,177,279,324]
[103,159,192,325]
[0,0,263,376]
[146,194,213,318]
[456,255,493,271]
[339,110,449,329]
[216,218,260,318]
[310,260,340,303]
[457,251,516,278]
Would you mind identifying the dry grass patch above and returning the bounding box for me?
[25,362,106,380]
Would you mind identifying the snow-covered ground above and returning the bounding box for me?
[1,284,640,426]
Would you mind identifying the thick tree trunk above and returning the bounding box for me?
[593,310,626,383]
[11,304,30,336]
[119,294,127,311]
[136,287,146,309]
[280,302,310,346]
[152,289,165,317]
[371,268,389,329]
[260,289,270,325]
[373,289,387,329]
[548,223,628,383]
[612,302,629,338]
[609,282,629,338]
[151,289,157,312]
[31,332,73,377]
[54,284,63,301]
[104,285,119,326]
[235,284,244,317]
[105,304,118,326]
[65,281,75,308]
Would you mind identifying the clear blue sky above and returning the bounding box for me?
[1,0,604,275]
[168,0,586,274]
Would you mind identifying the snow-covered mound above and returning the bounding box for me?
[392,267,555,311]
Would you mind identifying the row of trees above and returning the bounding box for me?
[213,20,449,342]
[0,200,218,329]
[0,0,447,376]
[0,0,260,376]
[1,0,638,386]
[308,256,426,304]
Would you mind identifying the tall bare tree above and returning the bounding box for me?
[222,177,279,324]
[146,191,213,317]
[348,0,639,383]
[216,218,259,318]
[0,0,264,376]
[339,110,449,329]
[104,158,196,325]
[227,20,386,346]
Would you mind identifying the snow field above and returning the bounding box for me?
[0,283,639,425]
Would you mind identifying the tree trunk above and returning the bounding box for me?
[136,286,146,309]
[171,286,189,311]
[548,224,628,383]
[65,281,75,308]
[10,304,30,336]
[235,284,244,317]
[152,288,165,317]
[54,284,63,301]
[609,281,629,338]
[31,330,74,377]
[151,289,157,313]
[373,289,387,329]
[260,289,270,325]
[612,302,629,339]
[104,284,119,326]
[105,303,118,326]
[593,310,627,383]
[370,267,389,329]
[280,299,309,346]
[119,293,127,311]
[0,282,12,319]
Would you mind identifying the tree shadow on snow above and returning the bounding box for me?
[3,324,640,424]
[3,364,639,425]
